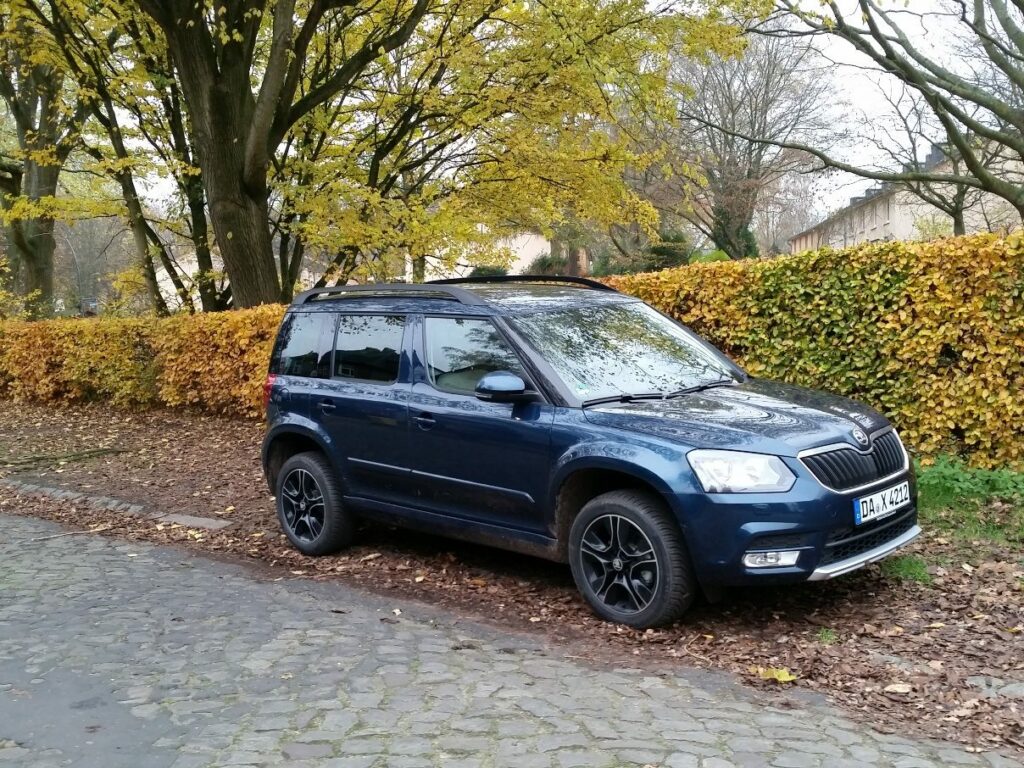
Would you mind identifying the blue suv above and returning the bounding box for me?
[262,276,920,628]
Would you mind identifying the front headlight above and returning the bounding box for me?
[687,450,796,493]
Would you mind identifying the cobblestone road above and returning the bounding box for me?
[0,515,1017,768]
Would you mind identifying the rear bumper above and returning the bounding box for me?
[807,523,921,581]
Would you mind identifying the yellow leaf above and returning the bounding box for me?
[749,666,798,684]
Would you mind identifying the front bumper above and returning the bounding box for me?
[675,462,919,587]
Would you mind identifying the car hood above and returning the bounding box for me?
[582,378,889,457]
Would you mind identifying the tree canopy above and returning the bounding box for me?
[0,0,754,314]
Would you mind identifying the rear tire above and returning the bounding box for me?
[276,451,353,556]
[568,489,694,628]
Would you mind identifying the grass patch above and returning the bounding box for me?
[916,457,1024,546]
[918,456,1024,508]
[919,505,1023,545]
[880,554,933,584]
[816,627,838,645]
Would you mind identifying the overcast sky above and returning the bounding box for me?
[802,0,961,214]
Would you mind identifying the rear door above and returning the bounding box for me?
[405,314,554,533]
[312,313,415,507]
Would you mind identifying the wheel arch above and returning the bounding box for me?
[262,424,335,491]
[550,458,681,560]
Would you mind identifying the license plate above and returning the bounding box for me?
[854,481,910,525]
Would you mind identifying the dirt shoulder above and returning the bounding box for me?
[1,401,1021,755]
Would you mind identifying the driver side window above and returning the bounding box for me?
[424,317,526,394]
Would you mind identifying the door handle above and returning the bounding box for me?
[317,399,337,413]
[413,413,436,430]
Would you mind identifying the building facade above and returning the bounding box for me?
[789,148,1020,253]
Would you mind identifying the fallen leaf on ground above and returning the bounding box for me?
[750,666,798,683]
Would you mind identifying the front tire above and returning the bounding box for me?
[276,451,353,556]
[568,489,694,628]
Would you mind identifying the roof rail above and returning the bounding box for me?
[428,274,617,292]
[292,283,488,306]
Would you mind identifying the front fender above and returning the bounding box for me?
[548,440,698,520]
[546,438,708,572]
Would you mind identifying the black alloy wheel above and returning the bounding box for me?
[569,489,695,628]
[578,514,660,614]
[275,451,353,555]
[280,468,326,543]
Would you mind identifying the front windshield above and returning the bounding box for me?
[511,302,741,403]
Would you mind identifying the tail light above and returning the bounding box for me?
[263,373,277,412]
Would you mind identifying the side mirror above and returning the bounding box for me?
[475,371,537,403]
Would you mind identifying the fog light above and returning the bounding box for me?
[743,550,801,568]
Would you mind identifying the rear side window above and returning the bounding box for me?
[334,315,404,383]
[271,312,334,378]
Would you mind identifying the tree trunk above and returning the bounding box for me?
[709,185,760,259]
[412,255,426,282]
[571,247,588,276]
[160,73,222,311]
[138,240,170,317]
[114,171,174,316]
[161,27,281,308]
[204,188,280,306]
[712,220,759,260]
[17,218,56,318]
[90,101,179,316]
[952,209,966,236]
[184,176,221,312]
[179,64,280,307]
[275,212,309,302]
[280,231,305,302]
[3,162,60,318]
[949,186,969,237]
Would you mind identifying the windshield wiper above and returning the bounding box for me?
[582,379,739,407]
[665,378,738,397]
[582,393,667,407]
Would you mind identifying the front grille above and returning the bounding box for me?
[819,507,917,566]
[801,430,906,491]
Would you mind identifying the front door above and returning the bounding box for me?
[406,315,554,533]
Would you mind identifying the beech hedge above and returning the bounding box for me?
[0,305,284,417]
[0,233,1021,467]
[607,233,1024,469]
